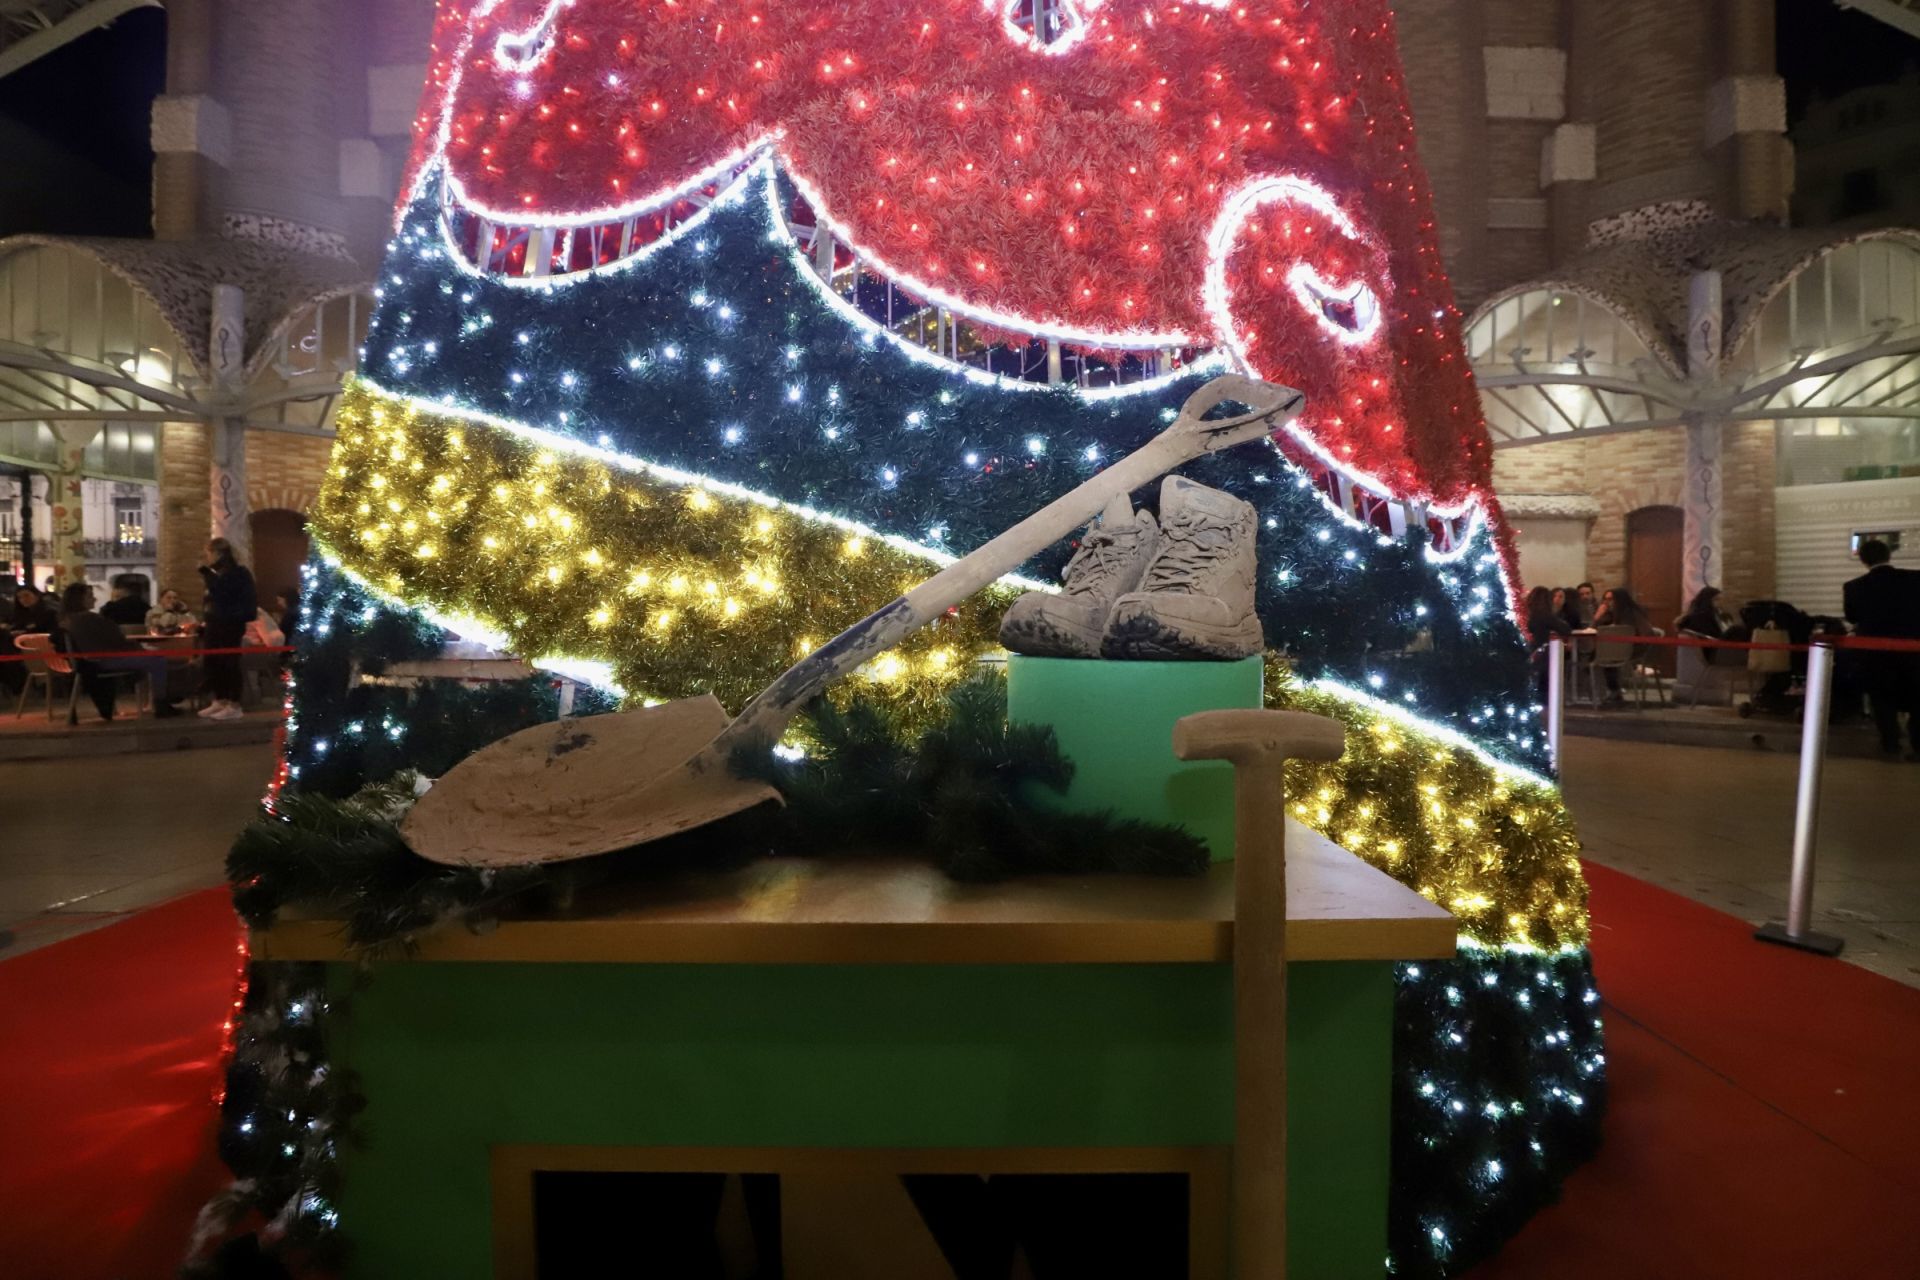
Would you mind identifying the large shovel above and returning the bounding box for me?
[403,374,1305,867]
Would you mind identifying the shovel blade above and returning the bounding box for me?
[401,693,783,867]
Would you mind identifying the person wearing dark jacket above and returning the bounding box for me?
[8,585,58,634]
[58,583,180,718]
[197,537,257,721]
[99,582,149,626]
[1844,540,1920,759]
[1526,585,1573,705]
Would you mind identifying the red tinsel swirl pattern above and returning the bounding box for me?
[403,0,1499,517]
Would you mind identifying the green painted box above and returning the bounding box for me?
[1006,654,1264,861]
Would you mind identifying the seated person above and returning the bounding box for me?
[1526,585,1573,704]
[1591,588,1652,703]
[145,588,197,634]
[58,583,182,719]
[1680,586,1749,664]
[7,585,58,634]
[99,582,149,626]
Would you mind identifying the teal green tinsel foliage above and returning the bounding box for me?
[186,962,357,1277]
[1386,948,1607,1278]
[285,561,620,800]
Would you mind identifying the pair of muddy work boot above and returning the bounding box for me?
[1000,475,1264,662]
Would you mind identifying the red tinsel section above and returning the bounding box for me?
[404,0,1499,514]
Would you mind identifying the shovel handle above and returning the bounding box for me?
[708,375,1304,757]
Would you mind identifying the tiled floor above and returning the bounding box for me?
[0,742,277,957]
[3,736,1915,987]
[1560,736,1920,989]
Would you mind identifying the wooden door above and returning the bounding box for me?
[1627,506,1683,675]
[248,508,310,608]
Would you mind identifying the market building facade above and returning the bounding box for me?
[2,0,1916,621]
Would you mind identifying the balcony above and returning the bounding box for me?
[0,537,156,563]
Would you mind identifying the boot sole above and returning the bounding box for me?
[1101,610,1265,661]
[999,616,1106,659]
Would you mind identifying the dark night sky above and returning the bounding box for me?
[1777,0,1918,117]
[0,7,164,236]
[0,4,1912,236]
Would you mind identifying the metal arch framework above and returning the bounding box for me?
[0,242,373,482]
[1835,0,1920,40]
[0,0,159,79]
[1465,237,1920,449]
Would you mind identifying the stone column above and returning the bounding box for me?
[151,0,225,240]
[1707,0,1791,222]
[1682,271,1725,602]
[1682,416,1725,604]
[208,284,252,566]
[47,424,104,594]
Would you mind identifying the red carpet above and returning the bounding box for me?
[4,871,1919,1278]
[1469,863,1920,1280]
[0,890,240,1280]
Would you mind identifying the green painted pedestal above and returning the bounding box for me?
[258,849,1457,1278]
[326,958,1392,1278]
[1007,655,1264,860]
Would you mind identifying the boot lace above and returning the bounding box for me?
[1061,523,1146,599]
[1141,513,1237,594]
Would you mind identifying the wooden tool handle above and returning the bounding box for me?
[710,376,1304,755]
[1174,708,1345,1280]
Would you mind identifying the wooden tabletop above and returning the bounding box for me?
[253,818,1454,966]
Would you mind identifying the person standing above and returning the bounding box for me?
[197,537,257,721]
[1843,540,1920,760]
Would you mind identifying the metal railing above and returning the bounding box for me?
[1545,630,1920,958]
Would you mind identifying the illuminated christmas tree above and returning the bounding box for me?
[216,3,1604,1274]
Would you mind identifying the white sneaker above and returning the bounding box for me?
[999,494,1160,658]
[1102,475,1265,660]
[197,701,222,717]
[208,702,245,721]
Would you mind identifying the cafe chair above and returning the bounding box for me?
[11,633,63,719]
[1674,623,1738,708]
[13,633,148,723]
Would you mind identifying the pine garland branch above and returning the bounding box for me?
[233,672,1206,952]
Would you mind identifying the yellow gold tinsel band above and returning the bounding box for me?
[1269,661,1587,951]
[313,380,1020,718]
[317,379,1587,950]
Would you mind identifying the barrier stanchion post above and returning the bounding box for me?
[1546,634,1565,769]
[1755,641,1845,957]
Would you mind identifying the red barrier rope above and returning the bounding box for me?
[1551,632,1920,654]
[0,644,294,663]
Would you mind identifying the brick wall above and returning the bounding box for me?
[1491,426,1777,605]
[156,425,336,599]
[158,421,211,598]
[1395,1,1490,302]
[1721,420,1777,606]
[1569,0,1717,220]
[1492,440,1585,492]
[246,432,335,517]
[215,0,345,237]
